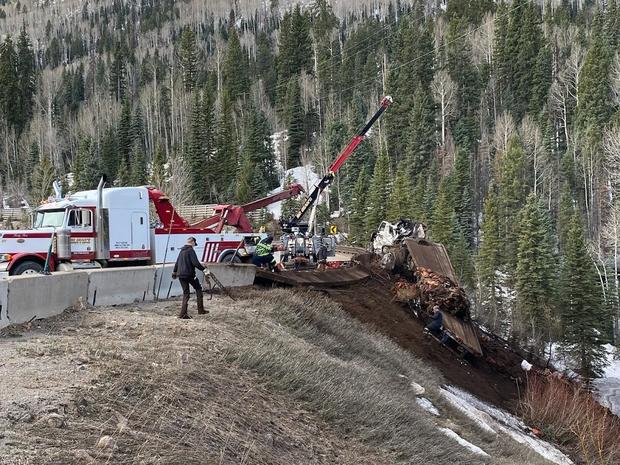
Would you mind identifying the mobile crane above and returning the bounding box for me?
[279,95,393,263]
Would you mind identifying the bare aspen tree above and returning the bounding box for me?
[520,116,548,197]
[432,69,456,147]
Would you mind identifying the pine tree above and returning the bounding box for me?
[256,32,277,104]
[117,100,133,169]
[185,91,209,203]
[73,136,99,191]
[241,106,277,194]
[405,85,436,175]
[576,11,612,139]
[100,126,118,181]
[15,26,35,135]
[179,27,199,91]
[388,165,413,220]
[477,187,508,334]
[30,154,56,204]
[365,150,391,235]
[223,28,249,101]
[116,156,131,187]
[450,149,474,247]
[559,210,609,378]
[349,166,369,244]
[0,36,19,131]
[150,145,166,189]
[514,194,557,348]
[212,92,238,201]
[284,77,305,168]
[277,5,312,87]
[235,154,254,203]
[130,144,147,185]
[431,178,455,246]
[497,135,529,267]
[109,41,127,101]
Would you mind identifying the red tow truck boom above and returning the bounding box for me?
[191,183,305,233]
[281,95,393,233]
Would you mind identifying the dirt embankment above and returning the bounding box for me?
[323,278,521,412]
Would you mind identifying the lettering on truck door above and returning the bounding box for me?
[68,208,95,258]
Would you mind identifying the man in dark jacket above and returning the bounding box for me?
[425,305,443,335]
[172,237,206,319]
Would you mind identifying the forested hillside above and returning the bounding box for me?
[1,0,620,376]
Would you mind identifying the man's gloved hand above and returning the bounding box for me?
[171,272,177,280]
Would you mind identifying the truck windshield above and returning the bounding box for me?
[33,210,66,229]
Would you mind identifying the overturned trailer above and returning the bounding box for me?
[386,238,483,357]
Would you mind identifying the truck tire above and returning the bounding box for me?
[219,252,241,264]
[12,260,44,275]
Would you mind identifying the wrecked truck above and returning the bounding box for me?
[382,236,483,358]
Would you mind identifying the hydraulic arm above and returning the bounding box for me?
[281,95,393,233]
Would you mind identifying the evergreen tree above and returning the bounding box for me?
[73,136,99,191]
[277,6,312,87]
[431,178,455,246]
[349,166,369,244]
[241,106,277,193]
[497,135,529,267]
[515,194,557,348]
[15,26,35,135]
[179,27,199,91]
[109,41,127,101]
[284,77,305,168]
[388,165,413,220]
[185,91,209,203]
[405,85,436,175]
[223,28,249,101]
[212,92,238,201]
[576,11,612,139]
[130,144,147,185]
[450,148,474,247]
[0,36,19,131]
[100,127,118,181]
[560,210,609,378]
[116,156,131,187]
[117,100,133,168]
[477,187,508,334]
[365,150,391,235]
[150,145,166,190]
[30,154,56,204]
[235,154,254,203]
[256,32,277,104]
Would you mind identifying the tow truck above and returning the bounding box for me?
[279,95,393,263]
[0,181,304,276]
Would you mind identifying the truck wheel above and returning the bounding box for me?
[220,252,241,264]
[12,260,44,275]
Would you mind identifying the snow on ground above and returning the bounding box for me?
[267,164,321,220]
[440,386,574,465]
[594,344,620,417]
[416,397,440,416]
[438,427,489,457]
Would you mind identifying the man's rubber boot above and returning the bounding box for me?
[179,294,191,319]
[196,289,208,314]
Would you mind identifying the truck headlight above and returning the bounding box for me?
[0,254,13,262]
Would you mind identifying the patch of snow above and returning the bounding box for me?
[440,387,497,435]
[441,386,573,465]
[438,427,489,457]
[416,397,439,416]
[266,164,321,220]
[593,344,620,417]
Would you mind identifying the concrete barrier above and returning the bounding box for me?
[153,263,255,299]
[5,272,89,325]
[153,264,205,299]
[87,267,157,306]
[207,264,256,289]
[0,279,9,329]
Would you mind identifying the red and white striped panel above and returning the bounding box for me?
[202,243,220,263]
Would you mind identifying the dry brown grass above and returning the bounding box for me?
[520,374,620,465]
[2,289,571,465]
